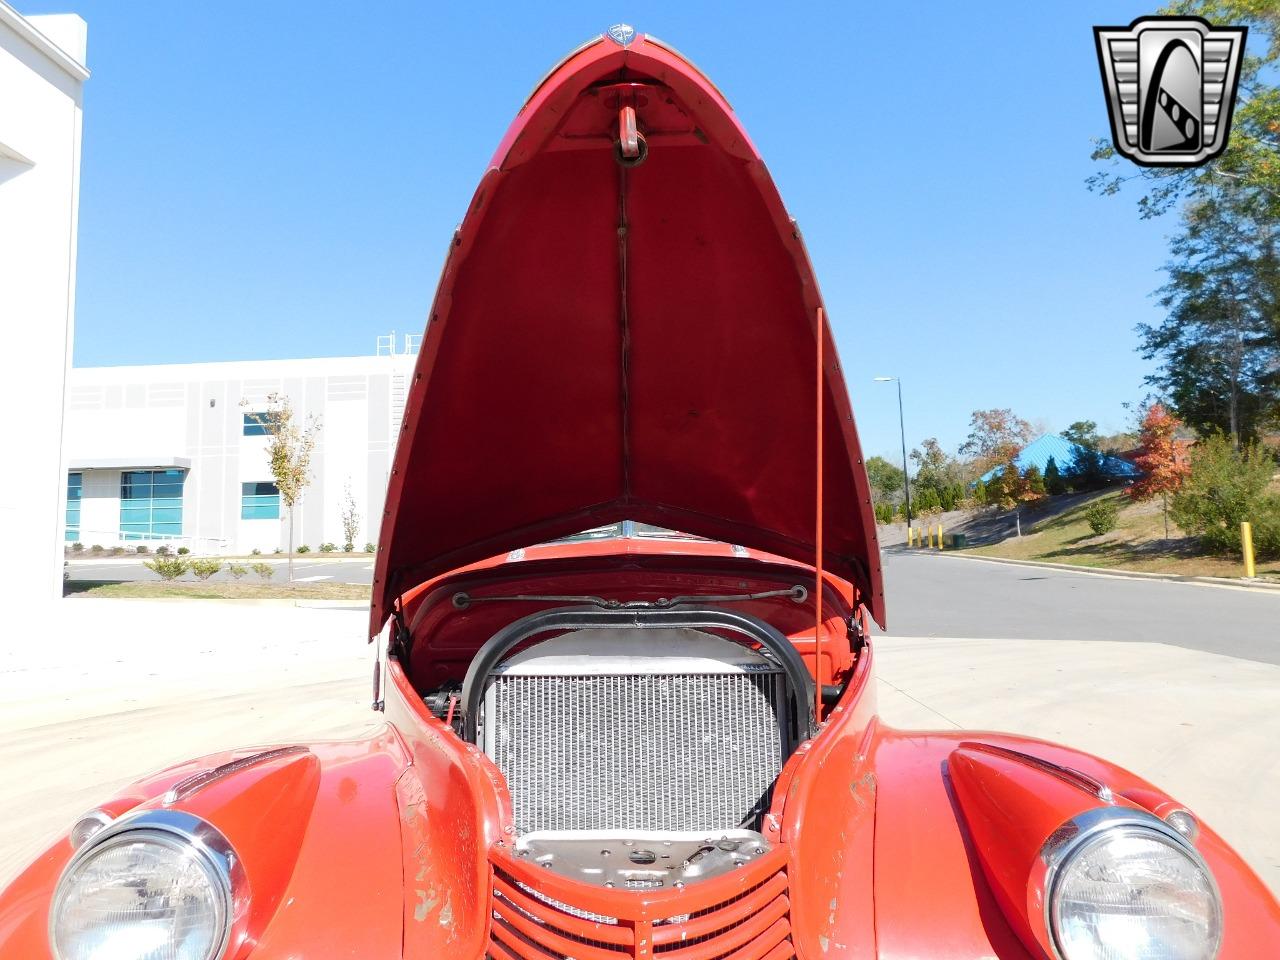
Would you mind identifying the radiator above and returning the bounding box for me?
[480,628,789,835]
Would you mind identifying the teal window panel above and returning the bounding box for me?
[240,481,281,520]
[119,469,186,539]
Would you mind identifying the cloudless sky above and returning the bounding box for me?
[24,1,1204,462]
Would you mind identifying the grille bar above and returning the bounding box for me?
[488,846,793,960]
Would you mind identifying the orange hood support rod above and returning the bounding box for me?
[815,307,825,724]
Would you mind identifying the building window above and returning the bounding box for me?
[120,469,185,540]
[241,481,281,520]
[66,472,82,542]
[243,412,272,436]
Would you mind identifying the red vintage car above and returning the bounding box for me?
[3,26,1277,960]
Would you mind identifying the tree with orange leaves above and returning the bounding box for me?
[1128,403,1190,540]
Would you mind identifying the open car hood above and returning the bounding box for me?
[371,30,884,636]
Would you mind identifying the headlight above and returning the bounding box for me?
[50,811,239,960]
[1043,808,1222,960]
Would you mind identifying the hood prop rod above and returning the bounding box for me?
[815,307,826,724]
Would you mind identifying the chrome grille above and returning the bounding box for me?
[487,671,785,833]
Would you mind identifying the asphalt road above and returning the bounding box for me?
[878,549,1280,665]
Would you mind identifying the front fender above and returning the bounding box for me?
[866,728,1280,959]
[0,725,411,959]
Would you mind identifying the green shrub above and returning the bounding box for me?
[109,546,125,556]
[90,544,104,554]
[250,547,262,556]
[251,562,274,580]
[343,542,354,552]
[177,546,190,555]
[135,545,149,554]
[1085,498,1120,535]
[273,547,283,554]
[364,542,376,553]
[1170,436,1279,557]
[227,563,249,580]
[155,545,170,556]
[972,479,988,506]
[873,502,894,525]
[144,556,189,580]
[190,559,222,581]
[71,542,84,553]
[296,545,311,553]
[319,542,336,553]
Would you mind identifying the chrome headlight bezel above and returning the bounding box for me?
[1033,806,1223,960]
[49,808,244,960]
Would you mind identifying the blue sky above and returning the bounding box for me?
[28,1,1190,463]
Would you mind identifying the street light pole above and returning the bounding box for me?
[874,377,912,529]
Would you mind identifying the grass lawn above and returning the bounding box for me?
[65,580,371,601]
[964,492,1280,581]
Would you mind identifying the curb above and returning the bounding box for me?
[904,548,1280,593]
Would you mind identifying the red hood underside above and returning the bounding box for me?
[370,33,884,635]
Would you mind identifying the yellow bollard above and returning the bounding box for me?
[1242,521,1256,579]
[938,524,945,551]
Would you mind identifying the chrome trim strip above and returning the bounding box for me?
[958,741,1113,802]
[164,745,310,805]
[522,35,605,110]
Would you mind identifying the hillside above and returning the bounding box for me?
[957,491,1280,581]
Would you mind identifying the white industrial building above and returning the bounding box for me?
[64,341,419,554]
[0,3,88,603]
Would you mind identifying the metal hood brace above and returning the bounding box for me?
[370,30,884,636]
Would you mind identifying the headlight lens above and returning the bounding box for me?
[1050,824,1222,960]
[50,829,231,960]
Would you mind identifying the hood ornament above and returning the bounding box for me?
[607,23,636,47]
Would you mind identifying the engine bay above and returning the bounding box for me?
[419,604,814,889]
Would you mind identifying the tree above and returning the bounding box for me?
[1044,456,1067,496]
[865,456,906,507]
[1171,435,1279,555]
[1128,403,1192,538]
[1065,446,1110,492]
[1061,421,1100,450]
[984,466,1016,509]
[340,480,361,552]
[1024,465,1046,498]
[1140,192,1280,442]
[242,393,321,582]
[972,477,988,506]
[959,409,1032,476]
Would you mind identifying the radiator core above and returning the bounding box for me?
[480,628,789,835]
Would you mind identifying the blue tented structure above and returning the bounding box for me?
[976,434,1141,484]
